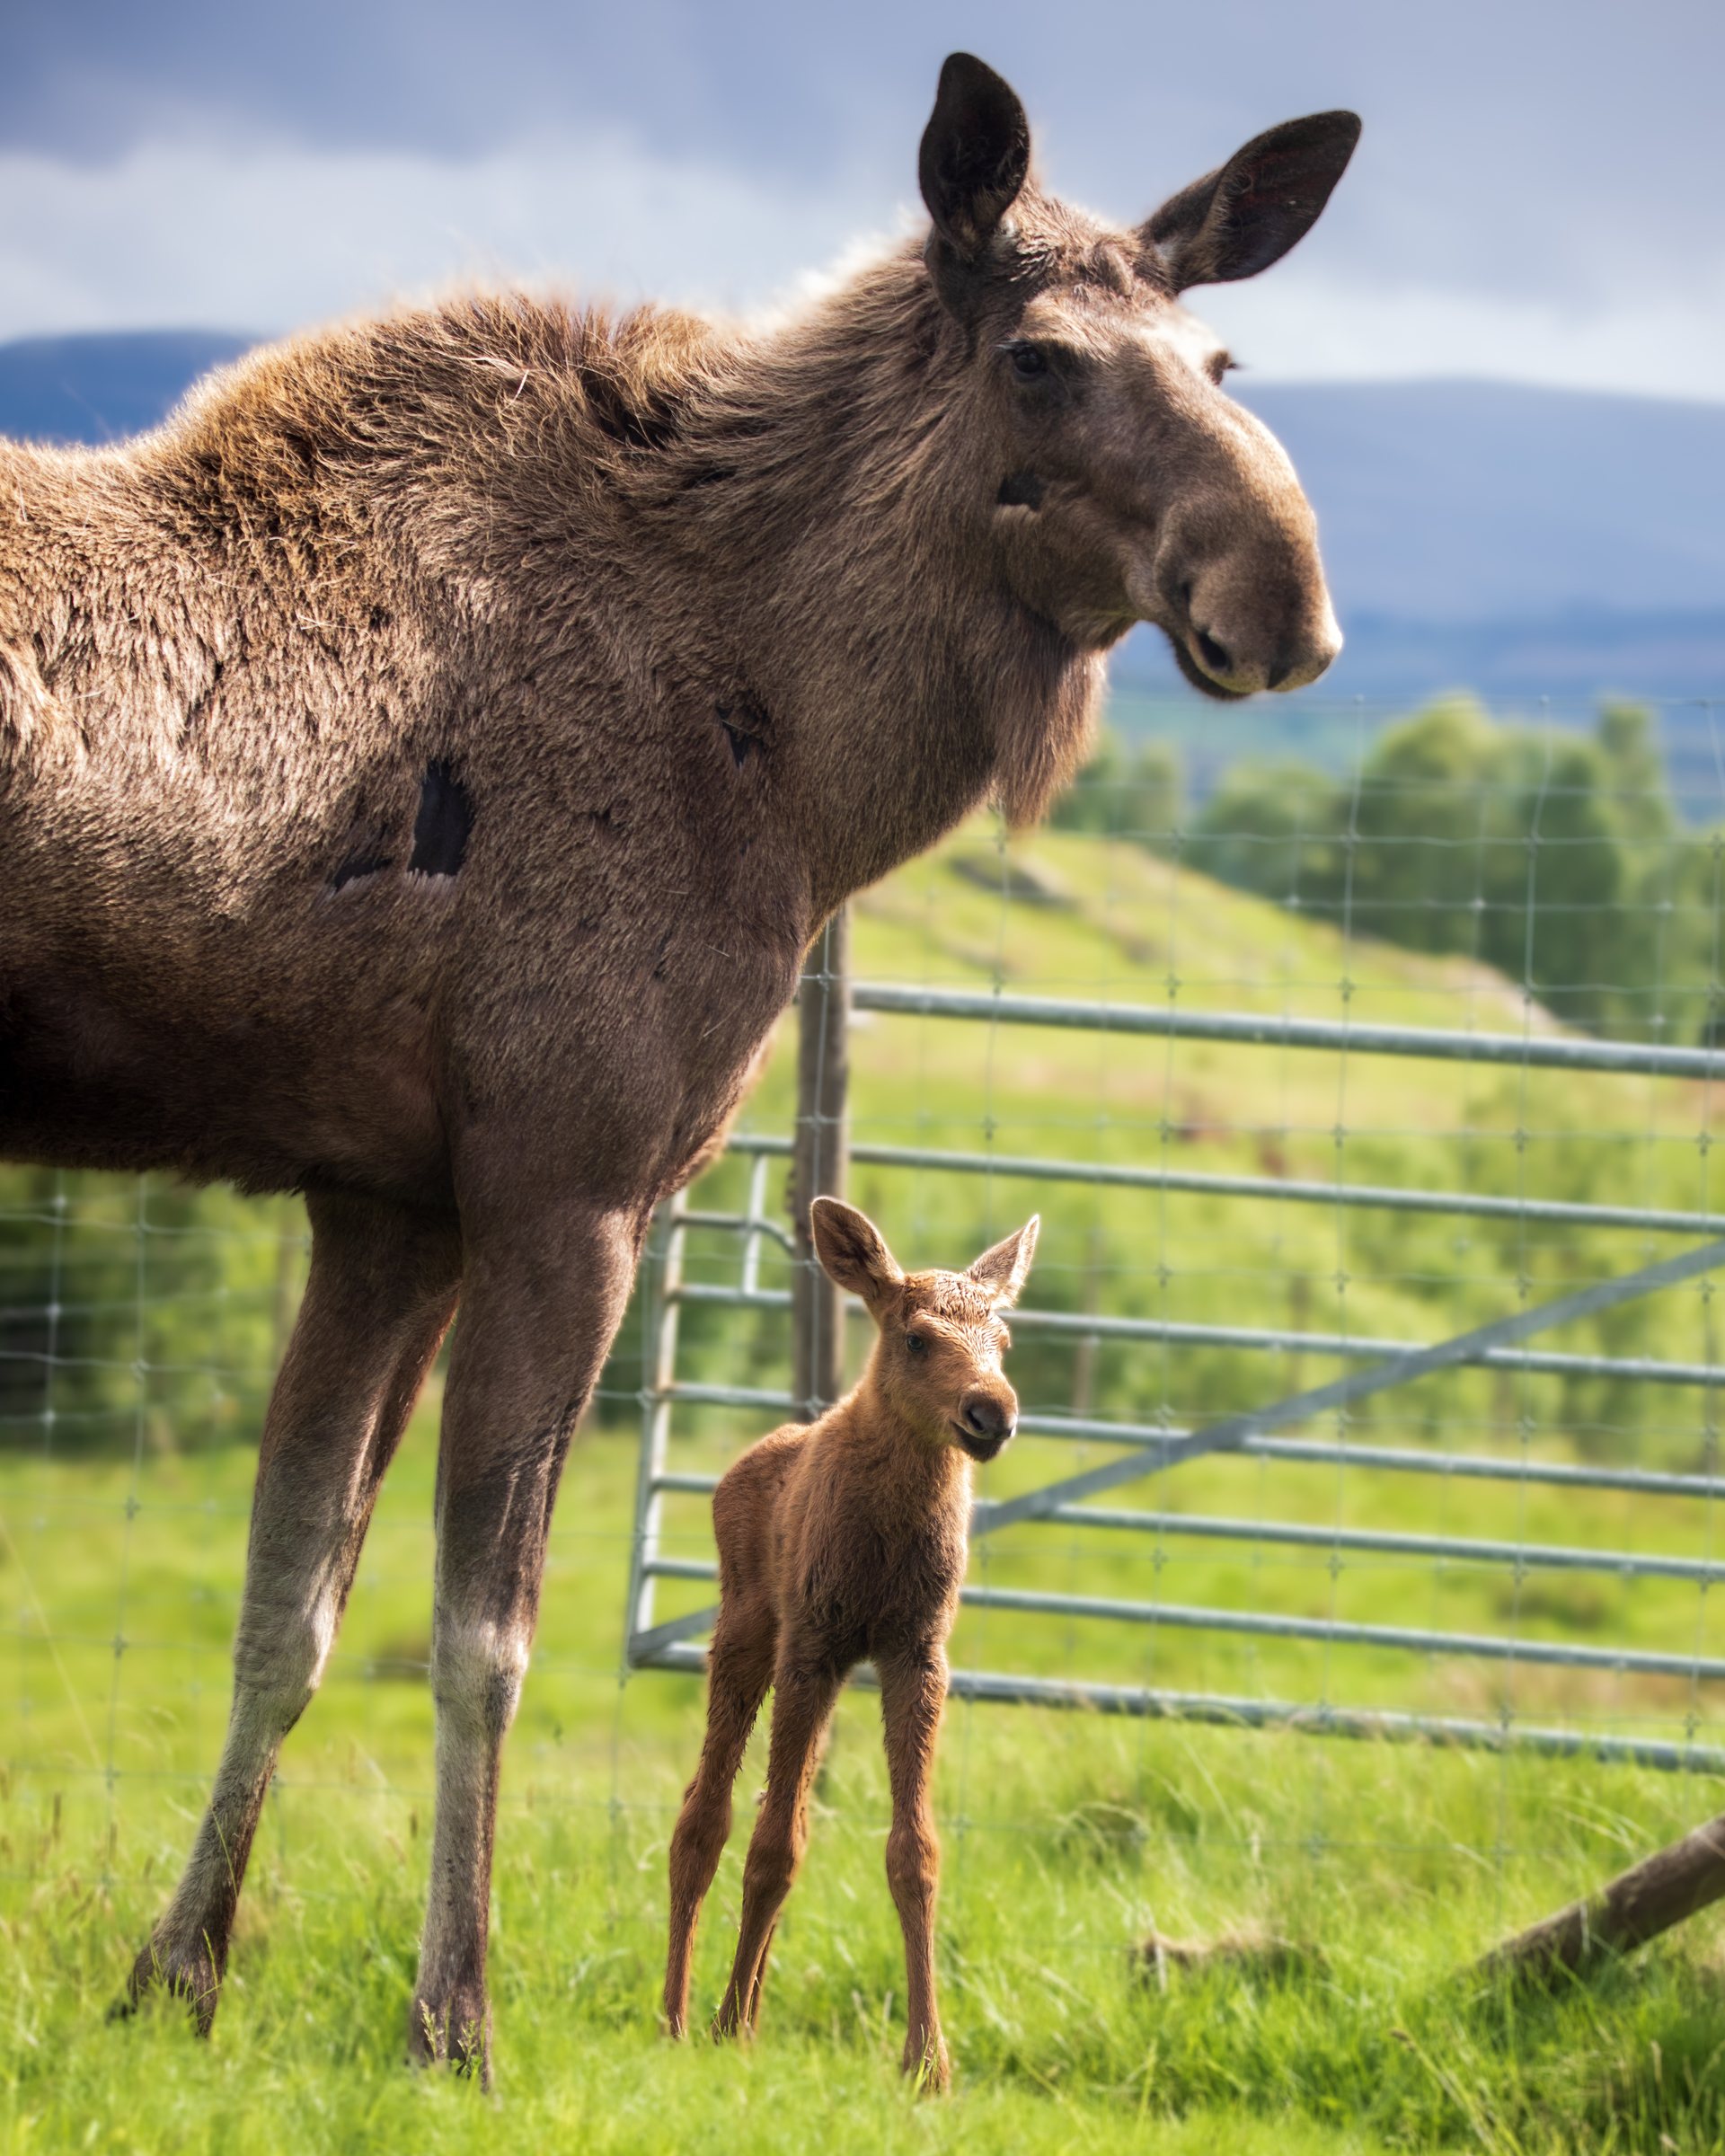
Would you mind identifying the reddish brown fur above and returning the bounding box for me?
[664,1200,1038,2090]
[0,56,1356,2069]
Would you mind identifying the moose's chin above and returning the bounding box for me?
[953,1423,1011,1463]
[1168,632,1253,702]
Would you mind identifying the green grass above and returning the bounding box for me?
[6,818,1725,2151]
[8,1433,1725,2154]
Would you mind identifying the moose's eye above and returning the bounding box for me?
[906,1331,927,1356]
[1006,342,1049,383]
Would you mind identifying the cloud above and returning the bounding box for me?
[0,134,883,340]
[1195,272,1725,405]
[2,125,1721,405]
[8,0,1724,322]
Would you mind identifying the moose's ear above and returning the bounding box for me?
[919,51,1031,263]
[810,1197,904,1306]
[1142,110,1360,291]
[969,1215,1039,1308]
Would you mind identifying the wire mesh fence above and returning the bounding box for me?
[7,687,1725,1963]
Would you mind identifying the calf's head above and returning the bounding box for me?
[922,53,1358,695]
[811,1197,1038,1462]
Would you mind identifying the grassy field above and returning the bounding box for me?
[6,818,1725,2152]
[10,1431,1725,2156]
[9,1434,1725,2153]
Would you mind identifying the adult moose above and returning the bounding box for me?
[0,56,1358,2072]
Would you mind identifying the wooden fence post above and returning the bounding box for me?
[790,908,850,1420]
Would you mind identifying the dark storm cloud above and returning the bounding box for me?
[4,1,833,166]
[6,0,1721,312]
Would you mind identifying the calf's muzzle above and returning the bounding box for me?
[957,1386,1017,1462]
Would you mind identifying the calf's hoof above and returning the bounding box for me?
[903,2031,951,2094]
[113,1933,223,2035]
[410,1987,493,2085]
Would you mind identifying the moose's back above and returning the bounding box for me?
[0,314,586,1200]
[0,410,459,1197]
[0,296,810,1213]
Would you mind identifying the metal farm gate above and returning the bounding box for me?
[624,911,1725,1772]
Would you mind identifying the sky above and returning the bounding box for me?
[3,0,1722,402]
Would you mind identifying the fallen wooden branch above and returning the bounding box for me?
[1474,1806,1725,1984]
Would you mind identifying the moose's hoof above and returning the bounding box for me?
[114,1934,223,2035]
[410,1986,493,2085]
[902,2031,951,2094]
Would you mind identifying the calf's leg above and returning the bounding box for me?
[122,1191,461,2030]
[879,1645,951,2090]
[713,1640,843,2040]
[664,1597,776,2037]
[409,1199,641,2081]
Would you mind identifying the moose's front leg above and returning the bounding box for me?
[409,1198,641,2081]
[879,1645,951,2091]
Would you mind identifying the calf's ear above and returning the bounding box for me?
[969,1215,1039,1308]
[810,1198,904,1306]
[1142,110,1360,291]
[919,52,1031,264]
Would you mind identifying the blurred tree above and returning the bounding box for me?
[0,1166,297,1455]
[1185,759,1346,901]
[1051,731,1183,853]
[1345,697,1503,955]
[1597,701,1676,847]
[1181,697,1712,1044]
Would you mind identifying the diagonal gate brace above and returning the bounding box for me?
[974,1236,1725,1540]
[629,1602,721,1662]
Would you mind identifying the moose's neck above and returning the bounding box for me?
[650,247,1101,915]
[836,1368,976,1517]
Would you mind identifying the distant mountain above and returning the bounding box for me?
[2,333,1718,705]
[0,331,251,445]
[1233,379,1725,623]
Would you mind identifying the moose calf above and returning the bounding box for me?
[664,1197,1038,2089]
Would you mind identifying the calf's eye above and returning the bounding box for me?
[906,1332,926,1356]
[1008,343,1048,382]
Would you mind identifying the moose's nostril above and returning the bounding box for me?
[963,1394,1010,1438]
[1194,629,1232,677]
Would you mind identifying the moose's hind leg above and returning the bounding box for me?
[713,1644,843,2041]
[664,1596,776,2037]
[119,1192,460,2032]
